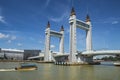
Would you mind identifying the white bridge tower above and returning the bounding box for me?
[69,7,92,63]
[44,21,64,61]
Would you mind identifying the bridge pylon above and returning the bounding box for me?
[69,7,93,64]
[44,21,64,62]
[69,7,77,63]
[86,14,92,51]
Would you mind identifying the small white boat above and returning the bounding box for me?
[113,62,120,66]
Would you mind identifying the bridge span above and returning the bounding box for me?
[28,50,120,64]
[53,50,120,57]
[81,50,120,56]
[53,50,120,64]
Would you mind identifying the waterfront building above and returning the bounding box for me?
[0,48,41,60]
[0,48,24,60]
[24,50,41,60]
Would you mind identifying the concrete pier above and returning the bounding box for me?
[54,61,100,66]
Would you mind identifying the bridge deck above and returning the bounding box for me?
[28,50,120,60]
[81,50,120,55]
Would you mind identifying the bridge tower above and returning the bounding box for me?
[69,7,77,63]
[86,14,92,51]
[69,8,92,63]
[44,21,51,61]
[59,25,64,54]
[44,22,64,61]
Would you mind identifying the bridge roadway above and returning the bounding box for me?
[81,50,120,56]
[28,50,120,60]
[54,50,120,57]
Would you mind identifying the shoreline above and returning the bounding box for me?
[0,60,37,62]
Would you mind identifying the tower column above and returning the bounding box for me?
[86,27,92,51]
[69,7,77,63]
[86,15,92,51]
[44,21,50,61]
[59,26,64,54]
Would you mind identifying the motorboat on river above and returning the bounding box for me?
[15,63,37,71]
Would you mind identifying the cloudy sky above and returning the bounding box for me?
[0,0,120,52]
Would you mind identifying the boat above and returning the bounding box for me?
[15,63,37,71]
[113,62,120,66]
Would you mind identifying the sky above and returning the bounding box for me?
[0,0,120,52]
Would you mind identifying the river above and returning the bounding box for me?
[0,62,120,80]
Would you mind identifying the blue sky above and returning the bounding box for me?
[0,0,120,52]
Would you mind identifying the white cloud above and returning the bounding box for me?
[50,45,55,49]
[50,11,69,22]
[0,33,9,39]
[45,0,50,8]
[0,15,7,24]
[39,40,43,44]
[0,33,17,44]
[94,17,120,25]
[7,40,12,43]
[6,35,17,43]
[112,21,119,24]
[0,32,17,44]
[11,36,16,40]
[17,43,22,46]
[0,8,7,24]
[50,16,63,22]
[0,30,20,33]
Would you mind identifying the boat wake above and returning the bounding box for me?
[0,69,16,72]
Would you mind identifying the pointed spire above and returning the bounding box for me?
[86,14,91,22]
[47,21,50,28]
[60,25,64,31]
[70,7,76,16]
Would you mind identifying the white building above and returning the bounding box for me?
[0,48,24,60]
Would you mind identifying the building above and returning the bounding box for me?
[0,48,41,60]
[24,50,41,60]
[0,48,24,60]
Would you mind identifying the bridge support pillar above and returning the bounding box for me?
[69,8,77,63]
[44,22,51,61]
[86,15,92,51]
[59,26,64,54]
[77,55,93,64]
[86,28,92,51]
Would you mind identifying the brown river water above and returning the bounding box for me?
[0,62,120,80]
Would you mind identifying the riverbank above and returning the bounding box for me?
[0,60,37,62]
